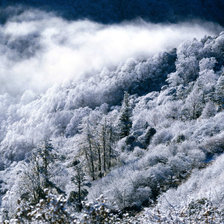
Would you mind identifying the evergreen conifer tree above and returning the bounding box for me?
[119,92,132,139]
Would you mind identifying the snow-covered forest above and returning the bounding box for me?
[0,2,224,223]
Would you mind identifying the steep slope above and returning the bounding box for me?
[0,10,224,223]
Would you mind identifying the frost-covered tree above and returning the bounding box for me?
[79,115,118,181]
[97,118,117,174]
[119,92,132,139]
[201,101,217,118]
[13,141,65,222]
[215,74,224,111]
[101,118,107,174]
[182,87,204,120]
[106,123,117,170]
[70,160,88,212]
[79,119,97,181]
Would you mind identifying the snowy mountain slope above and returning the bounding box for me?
[0,9,224,223]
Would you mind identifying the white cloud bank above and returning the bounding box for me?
[0,10,222,95]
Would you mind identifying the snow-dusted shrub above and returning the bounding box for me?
[201,132,224,154]
[13,191,73,224]
[135,198,224,224]
[201,101,217,118]
[152,129,173,145]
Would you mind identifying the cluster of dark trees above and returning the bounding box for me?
[1,0,224,26]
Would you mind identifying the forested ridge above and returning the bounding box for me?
[0,1,224,222]
[0,16,224,221]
